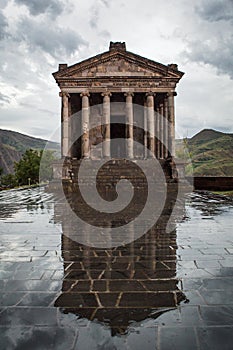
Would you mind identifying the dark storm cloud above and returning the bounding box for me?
[14,0,63,17]
[185,36,233,78]
[196,0,233,22]
[17,17,87,58]
[89,6,98,29]
[100,0,110,7]
[0,92,10,104]
[88,2,111,37]
[182,0,233,79]
[0,10,7,40]
[89,0,112,28]
[19,102,54,116]
[0,0,7,9]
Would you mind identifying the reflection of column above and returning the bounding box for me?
[146,92,155,157]
[129,221,135,276]
[102,92,111,158]
[150,228,156,271]
[155,108,160,159]
[53,182,188,325]
[83,222,91,265]
[164,96,169,158]
[125,92,134,159]
[168,92,176,157]
[144,101,147,159]
[80,92,90,159]
[159,103,164,159]
[60,91,70,157]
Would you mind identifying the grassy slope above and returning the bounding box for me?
[0,129,59,174]
[1,127,232,176]
[177,129,233,176]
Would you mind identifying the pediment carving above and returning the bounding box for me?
[54,51,183,81]
[67,56,164,78]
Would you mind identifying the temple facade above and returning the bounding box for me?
[52,42,184,179]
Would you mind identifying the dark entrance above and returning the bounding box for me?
[110,115,126,158]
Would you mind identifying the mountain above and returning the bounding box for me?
[177,129,233,176]
[0,129,60,174]
[1,127,232,176]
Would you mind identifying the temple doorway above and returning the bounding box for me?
[110,115,126,158]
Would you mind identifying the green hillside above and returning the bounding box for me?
[0,129,60,174]
[177,129,233,176]
[0,127,232,176]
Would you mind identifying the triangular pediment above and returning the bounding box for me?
[53,50,184,81]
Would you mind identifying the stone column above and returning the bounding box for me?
[159,103,164,158]
[144,101,147,159]
[146,92,155,157]
[102,92,111,158]
[164,96,169,158]
[155,108,160,159]
[168,92,176,158]
[60,91,70,158]
[125,92,134,159]
[80,92,90,159]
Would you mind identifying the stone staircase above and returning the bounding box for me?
[70,158,173,185]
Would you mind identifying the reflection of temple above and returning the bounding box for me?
[54,188,186,335]
[52,42,184,180]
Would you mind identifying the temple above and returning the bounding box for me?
[52,42,184,180]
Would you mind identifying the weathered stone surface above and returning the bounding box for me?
[52,42,184,181]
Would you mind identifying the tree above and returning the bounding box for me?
[14,149,55,186]
[14,149,41,185]
[1,173,17,188]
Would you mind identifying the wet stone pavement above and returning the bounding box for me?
[0,187,233,349]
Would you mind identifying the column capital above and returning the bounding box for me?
[101,91,112,97]
[80,92,90,98]
[167,91,177,98]
[146,92,156,97]
[59,91,70,98]
[124,91,134,97]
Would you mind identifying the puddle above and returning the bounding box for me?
[0,187,233,348]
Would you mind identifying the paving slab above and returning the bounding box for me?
[0,187,233,349]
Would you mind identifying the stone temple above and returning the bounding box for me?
[52,42,184,182]
[50,42,186,332]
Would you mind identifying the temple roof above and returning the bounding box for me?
[53,42,184,83]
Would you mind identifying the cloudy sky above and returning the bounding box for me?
[0,0,232,141]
